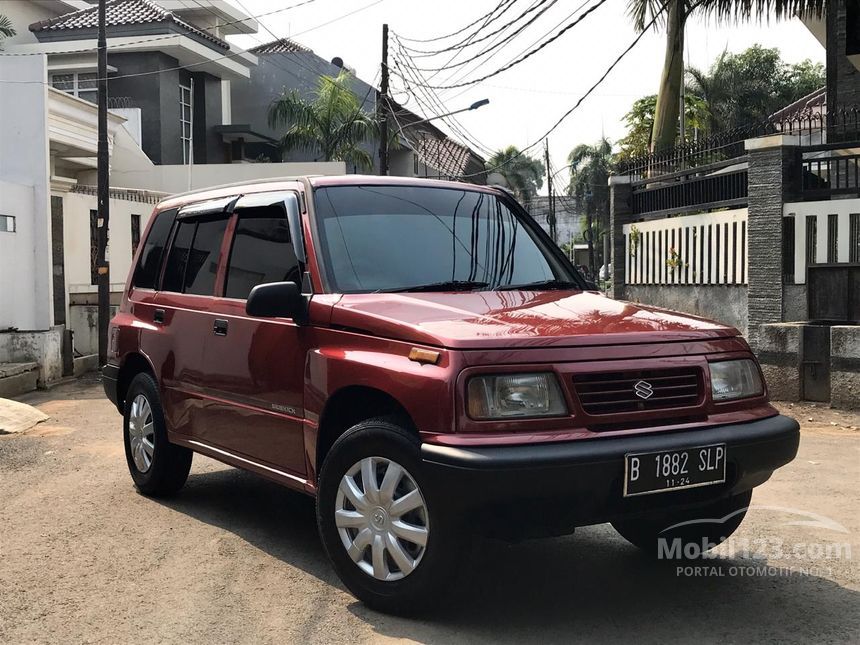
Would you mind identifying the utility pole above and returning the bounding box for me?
[378,23,389,176]
[96,0,110,367]
[544,139,556,242]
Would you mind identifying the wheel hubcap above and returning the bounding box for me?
[335,456,430,581]
[128,394,155,473]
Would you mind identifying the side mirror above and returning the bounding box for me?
[246,281,307,323]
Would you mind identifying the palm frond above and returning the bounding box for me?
[0,15,16,39]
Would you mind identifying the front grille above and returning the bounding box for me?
[573,367,702,415]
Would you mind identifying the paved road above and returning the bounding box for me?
[1,375,858,644]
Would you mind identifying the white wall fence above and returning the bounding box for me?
[623,208,748,286]
[784,199,860,285]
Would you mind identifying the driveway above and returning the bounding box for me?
[1,375,858,644]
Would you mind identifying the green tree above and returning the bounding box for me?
[616,93,710,160]
[567,138,613,274]
[687,45,825,132]
[487,145,545,206]
[0,15,16,46]
[626,0,824,153]
[268,70,378,170]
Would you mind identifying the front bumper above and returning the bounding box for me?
[421,415,799,535]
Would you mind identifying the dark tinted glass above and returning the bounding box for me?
[225,205,300,300]
[161,220,195,293]
[314,186,564,293]
[184,217,228,295]
[132,208,176,289]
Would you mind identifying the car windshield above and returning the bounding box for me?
[313,185,581,294]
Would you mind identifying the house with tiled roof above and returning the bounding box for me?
[229,38,486,181]
[17,0,259,165]
[0,0,265,387]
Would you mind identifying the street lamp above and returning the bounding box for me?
[395,98,489,138]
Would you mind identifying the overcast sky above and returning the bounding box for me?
[229,0,825,184]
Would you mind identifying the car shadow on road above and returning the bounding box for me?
[159,467,859,643]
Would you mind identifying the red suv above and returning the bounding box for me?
[104,176,798,613]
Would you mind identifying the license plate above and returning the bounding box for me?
[623,444,727,497]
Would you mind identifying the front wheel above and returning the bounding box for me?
[317,419,467,614]
[612,490,753,557]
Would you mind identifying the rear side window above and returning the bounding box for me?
[185,218,228,295]
[132,208,176,289]
[162,216,228,295]
[225,205,300,300]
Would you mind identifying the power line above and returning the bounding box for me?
[456,1,668,179]
[437,0,592,100]
[391,0,610,91]
[390,47,496,158]
[397,0,554,58]
[393,0,516,44]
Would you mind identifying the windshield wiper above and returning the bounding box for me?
[496,279,581,291]
[375,280,489,293]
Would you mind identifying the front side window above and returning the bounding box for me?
[225,205,300,300]
[51,72,97,103]
[313,185,572,293]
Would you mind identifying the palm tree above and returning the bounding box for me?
[0,15,16,46]
[268,70,378,171]
[567,138,613,276]
[487,145,545,207]
[687,45,825,132]
[627,0,824,154]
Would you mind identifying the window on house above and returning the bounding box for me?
[805,215,817,266]
[0,215,15,233]
[782,216,795,283]
[827,213,839,263]
[131,214,141,257]
[180,82,192,164]
[51,72,98,103]
[224,205,300,300]
[132,209,177,289]
[850,213,860,263]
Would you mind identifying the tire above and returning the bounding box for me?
[123,372,192,497]
[317,418,467,615]
[612,490,753,557]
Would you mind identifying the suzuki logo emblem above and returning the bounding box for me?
[633,380,654,400]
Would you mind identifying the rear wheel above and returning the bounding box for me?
[123,372,192,496]
[612,490,752,557]
[317,419,467,614]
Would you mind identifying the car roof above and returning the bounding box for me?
[154,175,499,212]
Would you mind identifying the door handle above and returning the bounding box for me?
[153,308,165,324]
[213,318,228,336]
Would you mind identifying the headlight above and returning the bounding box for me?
[467,373,568,419]
[709,359,763,401]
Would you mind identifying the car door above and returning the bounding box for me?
[195,191,308,478]
[151,198,233,437]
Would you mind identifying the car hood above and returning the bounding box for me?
[329,290,738,349]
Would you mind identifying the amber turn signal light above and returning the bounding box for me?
[408,347,440,365]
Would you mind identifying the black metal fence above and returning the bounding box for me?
[631,158,748,218]
[617,106,860,180]
[799,143,860,199]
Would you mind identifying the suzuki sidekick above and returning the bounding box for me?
[104,176,799,613]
